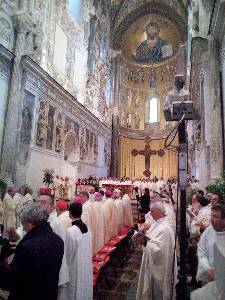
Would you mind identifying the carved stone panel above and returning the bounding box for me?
[93,134,98,163]
[80,127,87,160]
[36,101,48,147]
[54,112,64,153]
[0,14,14,50]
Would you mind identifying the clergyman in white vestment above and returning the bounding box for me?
[197,201,225,283]
[56,200,71,230]
[136,201,176,300]
[63,202,93,300]
[13,187,25,228]
[2,188,16,228]
[92,192,105,254]
[122,192,134,227]
[113,189,124,234]
[103,190,118,238]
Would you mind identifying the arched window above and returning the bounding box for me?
[68,0,81,24]
[149,98,159,123]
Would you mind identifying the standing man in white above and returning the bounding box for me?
[64,202,93,300]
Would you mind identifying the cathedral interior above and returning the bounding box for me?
[0,1,225,300]
[0,0,224,192]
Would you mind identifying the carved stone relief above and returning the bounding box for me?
[93,134,98,163]
[80,127,87,160]
[0,13,14,50]
[55,113,64,152]
[104,140,111,167]
[21,56,111,176]
[46,104,55,150]
[36,101,48,147]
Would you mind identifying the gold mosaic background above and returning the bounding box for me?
[118,13,185,133]
[121,14,183,65]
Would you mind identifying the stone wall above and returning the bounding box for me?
[27,0,112,125]
[13,56,111,192]
[188,0,225,187]
[0,45,14,153]
[0,0,112,190]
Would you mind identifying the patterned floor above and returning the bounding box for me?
[93,243,142,300]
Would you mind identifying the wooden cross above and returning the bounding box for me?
[131,136,165,177]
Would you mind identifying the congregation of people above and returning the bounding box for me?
[0,182,134,300]
[0,174,224,300]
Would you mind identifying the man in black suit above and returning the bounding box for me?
[0,203,64,300]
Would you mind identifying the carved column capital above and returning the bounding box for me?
[12,12,33,34]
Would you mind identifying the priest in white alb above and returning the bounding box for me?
[79,192,94,234]
[113,189,124,234]
[103,190,118,238]
[121,189,134,227]
[12,186,25,227]
[2,187,15,228]
[53,175,61,199]
[136,201,176,300]
[156,177,166,193]
[63,202,92,300]
[56,199,71,229]
[64,176,73,201]
[24,187,34,204]
[197,201,225,283]
[92,192,104,254]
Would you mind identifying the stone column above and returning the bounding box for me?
[110,51,121,178]
[221,38,225,171]
[0,12,33,183]
[208,37,223,181]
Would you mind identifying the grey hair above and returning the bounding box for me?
[150,201,166,214]
[20,203,49,225]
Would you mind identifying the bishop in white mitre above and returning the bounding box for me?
[136,201,176,300]
[92,192,105,254]
[113,189,124,234]
[63,202,92,300]
[122,191,134,227]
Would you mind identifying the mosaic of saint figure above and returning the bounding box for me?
[133,22,173,63]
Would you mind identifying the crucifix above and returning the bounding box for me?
[131,136,165,177]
